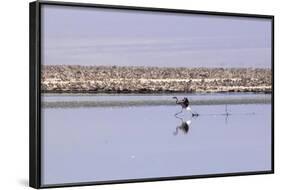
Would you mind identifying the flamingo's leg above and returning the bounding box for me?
[186,106,199,117]
[174,108,183,116]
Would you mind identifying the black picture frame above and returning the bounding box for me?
[29,1,274,188]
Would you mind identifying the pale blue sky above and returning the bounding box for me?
[41,5,272,68]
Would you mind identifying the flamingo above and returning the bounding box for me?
[173,97,199,117]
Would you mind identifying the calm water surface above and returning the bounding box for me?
[41,93,272,185]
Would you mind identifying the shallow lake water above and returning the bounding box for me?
[41,93,272,185]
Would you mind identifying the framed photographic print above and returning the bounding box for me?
[29,0,274,188]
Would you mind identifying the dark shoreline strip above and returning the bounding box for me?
[42,90,272,94]
[43,98,271,108]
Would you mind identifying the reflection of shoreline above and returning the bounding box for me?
[42,96,271,108]
[41,65,272,94]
